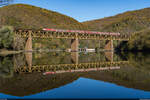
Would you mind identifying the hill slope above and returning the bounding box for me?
[83,8,150,50]
[0,4,89,30]
[116,28,150,51]
[83,8,150,34]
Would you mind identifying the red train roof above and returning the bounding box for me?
[43,28,120,35]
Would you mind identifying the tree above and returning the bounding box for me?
[0,26,14,49]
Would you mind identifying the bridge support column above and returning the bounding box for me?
[71,38,79,52]
[71,52,79,64]
[104,40,113,51]
[25,52,32,67]
[25,31,32,52]
[105,51,114,62]
[104,39,114,62]
[25,52,33,72]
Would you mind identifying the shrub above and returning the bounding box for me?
[0,26,14,49]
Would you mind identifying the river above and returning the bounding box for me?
[0,51,150,99]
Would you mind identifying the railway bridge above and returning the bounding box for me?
[14,28,130,52]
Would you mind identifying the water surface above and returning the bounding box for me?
[0,52,150,99]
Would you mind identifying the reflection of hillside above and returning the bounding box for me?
[0,72,80,96]
[32,52,122,65]
[1,65,150,97]
[32,52,72,65]
[82,65,150,92]
[0,56,14,78]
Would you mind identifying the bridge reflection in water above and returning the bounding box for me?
[14,52,129,74]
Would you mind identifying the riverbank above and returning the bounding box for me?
[0,49,23,56]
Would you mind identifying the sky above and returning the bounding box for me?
[13,0,150,22]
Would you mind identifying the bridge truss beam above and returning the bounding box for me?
[14,30,130,52]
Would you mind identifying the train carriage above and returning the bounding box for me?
[42,28,120,36]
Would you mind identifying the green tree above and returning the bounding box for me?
[0,26,14,49]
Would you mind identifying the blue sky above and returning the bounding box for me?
[13,0,150,22]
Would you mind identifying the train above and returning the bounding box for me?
[43,28,120,36]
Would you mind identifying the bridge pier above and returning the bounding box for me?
[25,52,32,67]
[71,52,79,64]
[105,51,114,62]
[25,52,33,73]
[104,39,114,62]
[104,40,113,51]
[71,38,79,52]
[25,31,32,52]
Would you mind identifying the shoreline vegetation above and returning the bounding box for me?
[0,26,15,56]
[0,49,22,56]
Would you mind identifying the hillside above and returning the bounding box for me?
[0,4,102,50]
[83,8,150,34]
[1,4,150,34]
[1,4,150,51]
[83,8,150,50]
[116,28,150,51]
[0,4,89,30]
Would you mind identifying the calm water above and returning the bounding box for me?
[0,51,150,99]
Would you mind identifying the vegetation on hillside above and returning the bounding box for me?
[83,8,150,34]
[128,29,150,50]
[83,8,150,51]
[0,26,14,49]
[0,4,89,30]
[116,29,150,51]
[0,4,97,50]
[1,4,150,51]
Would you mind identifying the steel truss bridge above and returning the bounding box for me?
[14,28,130,52]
